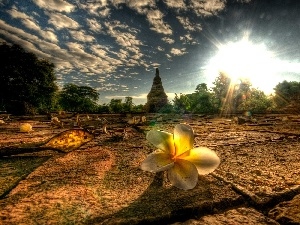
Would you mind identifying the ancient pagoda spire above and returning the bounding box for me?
[145,68,168,113]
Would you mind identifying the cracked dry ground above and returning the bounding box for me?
[0,114,299,225]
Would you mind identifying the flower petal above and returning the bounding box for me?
[167,159,198,190]
[173,124,194,156]
[141,152,174,172]
[146,130,175,155]
[180,147,220,175]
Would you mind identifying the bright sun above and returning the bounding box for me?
[206,40,281,94]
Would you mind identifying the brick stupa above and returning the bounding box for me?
[145,68,168,112]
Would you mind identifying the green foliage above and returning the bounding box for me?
[58,84,99,113]
[132,104,146,113]
[97,98,146,114]
[273,80,300,108]
[195,83,208,92]
[173,93,191,113]
[211,72,231,111]
[0,43,58,114]
[96,104,110,113]
[237,88,273,113]
[158,102,174,113]
[231,80,252,113]
[189,83,218,113]
[208,72,279,114]
[123,97,134,112]
[173,83,218,114]
[109,99,123,113]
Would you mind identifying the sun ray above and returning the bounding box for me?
[220,81,236,116]
[204,37,298,95]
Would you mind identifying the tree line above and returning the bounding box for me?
[173,73,300,115]
[1,42,299,115]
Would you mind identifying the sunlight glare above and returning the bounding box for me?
[206,40,284,94]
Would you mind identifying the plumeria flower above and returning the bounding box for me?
[141,124,220,190]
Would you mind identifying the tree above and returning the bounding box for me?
[232,79,251,113]
[173,93,191,113]
[132,104,146,113]
[211,72,232,114]
[96,104,110,113]
[195,83,208,93]
[185,83,216,114]
[58,84,99,113]
[238,88,273,113]
[109,99,123,113]
[0,43,58,114]
[211,73,255,114]
[158,102,174,113]
[273,80,300,108]
[123,97,134,113]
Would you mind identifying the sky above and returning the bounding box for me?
[0,0,299,105]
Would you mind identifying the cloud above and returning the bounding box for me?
[115,48,129,60]
[41,29,58,43]
[161,37,175,44]
[33,0,75,12]
[151,62,161,67]
[127,58,140,67]
[104,20,144,67]
[0,19,119,76]
[131,52,143,60]
[86,18,103,32]
[78,1,111,17]
[0,25,49,59]
[157,46,164,51]
[189,0,226,16]
[126,0,156,14]
[79,68,90,73]
[177,16,202,32]
[166,53,172,60]
[146,9,173,35]
[180,34,198,45]
[163,0,186,10]
[21,19,40,31]
[7,8,58,42]
[140,60,150,69]
[9,9,36,30]
[0,19,55,57]
[110,0,125,8]
[65,42,100,66]
[66,42,84,52]
[91,44,109,58]
[46,12,80,30]
[111,0,173,35]
[115,32,142,48]
[170,47,187,56]
[98,7,111,17]
[69,30,95,42]
[90,44,124,72]
[8,7,35,20]
[55,61,73,72]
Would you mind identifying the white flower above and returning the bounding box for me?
[141,124,220,190]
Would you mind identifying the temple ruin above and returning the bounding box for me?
[145,68,168,113]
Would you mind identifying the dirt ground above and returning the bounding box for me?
[0,113,299,224]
